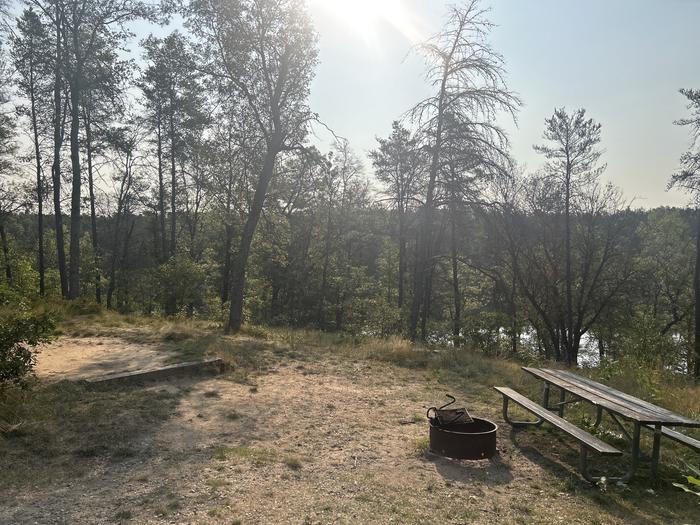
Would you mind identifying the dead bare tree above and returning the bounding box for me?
[408,0,519,341]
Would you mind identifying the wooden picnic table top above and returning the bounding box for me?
[522,366,700,428]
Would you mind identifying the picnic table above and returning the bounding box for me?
[494,367,700,483]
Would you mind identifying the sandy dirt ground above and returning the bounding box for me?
[35,337,178,381]
[2,338,697,525]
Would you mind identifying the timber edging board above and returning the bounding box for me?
[85,357,226,387]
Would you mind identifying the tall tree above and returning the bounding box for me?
[206,105,252,305]
[0,41,18,284]
[40,0,69,297]
[370,122,424,310]
[81,33,130,303]
[140,31,205,262]
[669,88,700,378]
[408,0,519,341]
[11,8,54,295]
[51,0,154,299]
[534,107,605,365]
[103,120,144,308]
[188,0,318,333]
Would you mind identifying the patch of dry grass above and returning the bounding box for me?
[210,444,304,470]
[0,380,181,489]
[6,313,700,522]
[2,314,700,524]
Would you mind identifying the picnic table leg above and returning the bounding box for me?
[542,382,550,410]
[582,422,641,484]
[557,388,566,417]
[651,424,662,479]
[593,406,603,428]
[621,422,641,483]
[501,395,544,427]
[579,447,600,483]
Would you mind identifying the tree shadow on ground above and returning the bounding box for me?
[0,372,262,525]
[506,427,693,525]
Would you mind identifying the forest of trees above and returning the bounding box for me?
[1,0,700,377]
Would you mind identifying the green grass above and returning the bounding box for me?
[412,436,430,457]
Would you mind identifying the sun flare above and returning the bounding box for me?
[311,0,423,45]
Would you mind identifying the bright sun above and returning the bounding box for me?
[311,0,422,45]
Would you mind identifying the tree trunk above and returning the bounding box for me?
[564,166,574,366]
[157,110,167,261]
[509,268,518,356]
[694,209,700,377]
[106,207,123,309]
[409,26,460,342]
[411,183,438,341]
[52,10,68,298]
[169,111,176,257]
[0,223,11,283]
[29,53,45,296]
[220,155,236,305]
[117,220,135,310]
[67,51,83,300]
[227,144,279,333]
[449,199,461,347]
[397,208,406,308]
[84,107,101,304]
[420,259,437,342]
[318,203,332,328]
[221,223,234,304]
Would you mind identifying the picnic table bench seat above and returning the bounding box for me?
[494,386,622,456]
[497,367,700,483]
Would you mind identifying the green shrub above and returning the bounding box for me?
[0,284,55,386]
[156,256,207,316]
[673,464,700,500]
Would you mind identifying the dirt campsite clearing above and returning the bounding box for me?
[1,324,698,525]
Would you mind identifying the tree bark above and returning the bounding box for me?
[509,267,518,356]
[52,9,68,298]
[220,150,237,305]
[564,163,574,366]
[221,223,233,304]
[156,108,167,261]
[0,223,11,283]
[106,217,120,309]
[449,198,461,347]
[694,209,700,377]
[29,53,45,296]
[84,106,101,304]
[67,38,83,299]
[227,143,279,333]
[318,201,333,328]
[397,208,406,308]
[420,260,435,342]
[169,110,176,257]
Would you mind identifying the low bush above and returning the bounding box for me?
[0,285,55,387]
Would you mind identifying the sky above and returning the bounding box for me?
[306,0,700,208]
